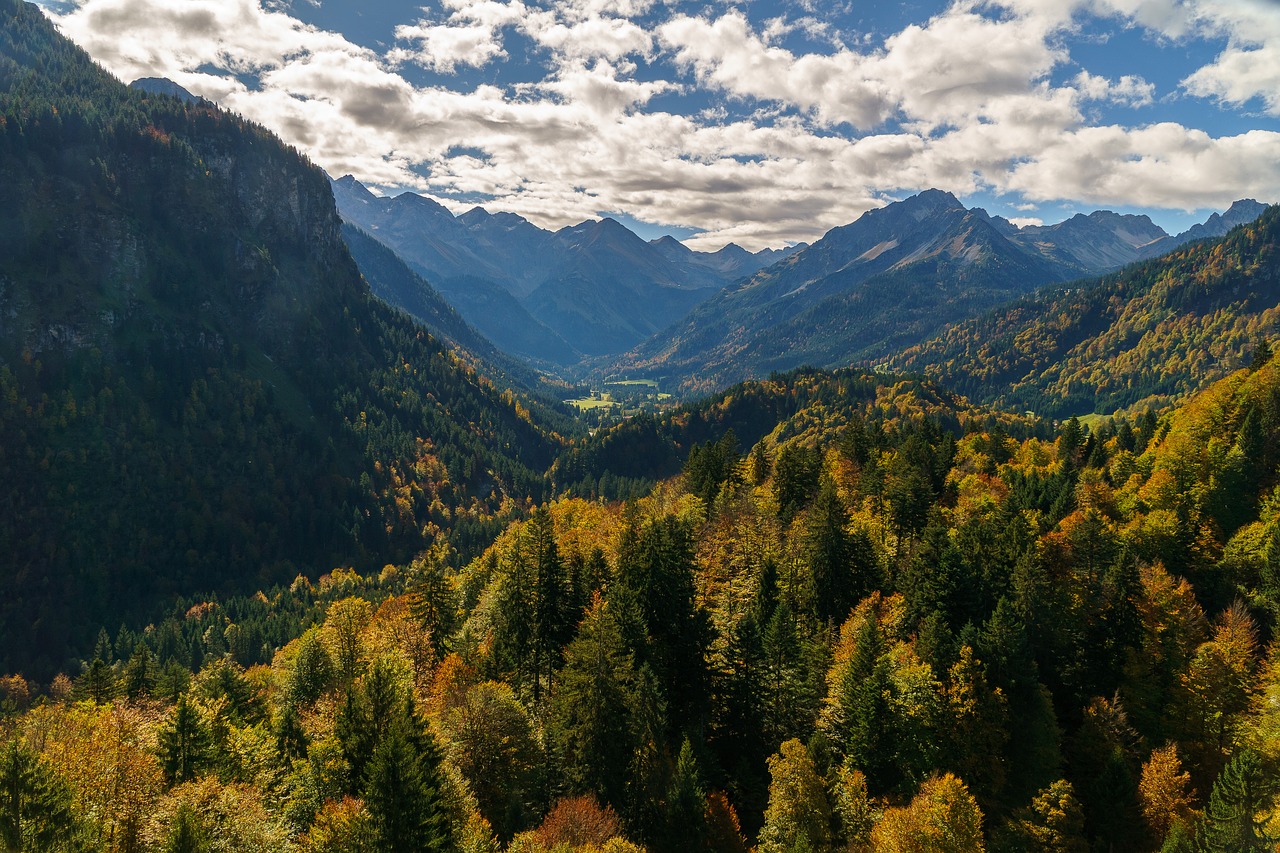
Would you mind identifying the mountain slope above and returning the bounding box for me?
[0,0,564,673]
[331,176,789,359]
[889,206,1280,417]
[615,190,1073,394]
[340,222,574,400]
[1012,210,1168,273]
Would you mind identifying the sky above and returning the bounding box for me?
[33,0,1280,251]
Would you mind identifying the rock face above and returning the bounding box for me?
[330,175,798,360]
[612,189,1072,393]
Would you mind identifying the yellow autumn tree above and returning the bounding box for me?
[870,774,984,853]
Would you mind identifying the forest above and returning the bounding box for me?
[5,355,1280,851]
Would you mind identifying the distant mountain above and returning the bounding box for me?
[0,0,566,673]
[613,189,1073,393]
[1139,199,1270,258]
[129,76,200,102]
[331,175,792,359]
[889,205,1280,417]
[612,190,1271,396]
[1011,210,1168,273]
[648,234,806,281]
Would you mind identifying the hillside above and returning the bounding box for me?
[340,222,576,403]
[890,205,1280,418]
[550,365,1044,498]
[0,0,565,674]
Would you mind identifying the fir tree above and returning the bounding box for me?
[0,740,79,852]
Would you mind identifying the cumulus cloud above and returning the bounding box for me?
[34,0,1280,251]
[1074,71,1156,106]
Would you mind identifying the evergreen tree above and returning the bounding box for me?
[407,548,459,663]
[0,740,79,852]
[803,478,859,624]
[1250,336,1272,371]
[79,628,117,704]
[616,514,710,732]
[121,640,157,700]
[158,694,213,785]
[548,597,640,814]
[1194,748,1277,852]
[363,712,452,853]
[529,506,572,703]
[164,805,209,853]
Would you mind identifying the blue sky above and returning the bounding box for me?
[37,0,1280,249]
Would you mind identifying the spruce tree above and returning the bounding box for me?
[363,711,452,853]
[158,694,212,785]
[0,740,78,852]
[1195,748,1277,852]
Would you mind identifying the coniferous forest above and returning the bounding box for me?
[3,0,1280,851]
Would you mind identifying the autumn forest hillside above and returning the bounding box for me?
[890,205,1280,418]
[0,0,575,674]
[8,338,1280,851]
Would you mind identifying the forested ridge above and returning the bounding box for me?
[7,355,1280,850]
[890,206,1280,418]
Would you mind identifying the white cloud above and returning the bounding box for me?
[389,22,508,72]
[1180,0,1280,115]
[1074,70,1155,106]
[33,0,1280,252]
[390,0,528,72]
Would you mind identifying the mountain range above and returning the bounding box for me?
[331,175,803,361]
[609,191,1268,393]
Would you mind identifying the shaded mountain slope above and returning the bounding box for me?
[340,222,575,400]
[615,190,1071,394]
[0,0,564,673]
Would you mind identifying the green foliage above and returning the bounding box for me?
[0,740,79,852]
[0,0,564,676]
[1193,748,1278,852]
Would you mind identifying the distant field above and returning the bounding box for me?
[566,398,621,411]
[605,379,659,388]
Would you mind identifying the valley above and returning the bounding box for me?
[3,0,1280,851]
